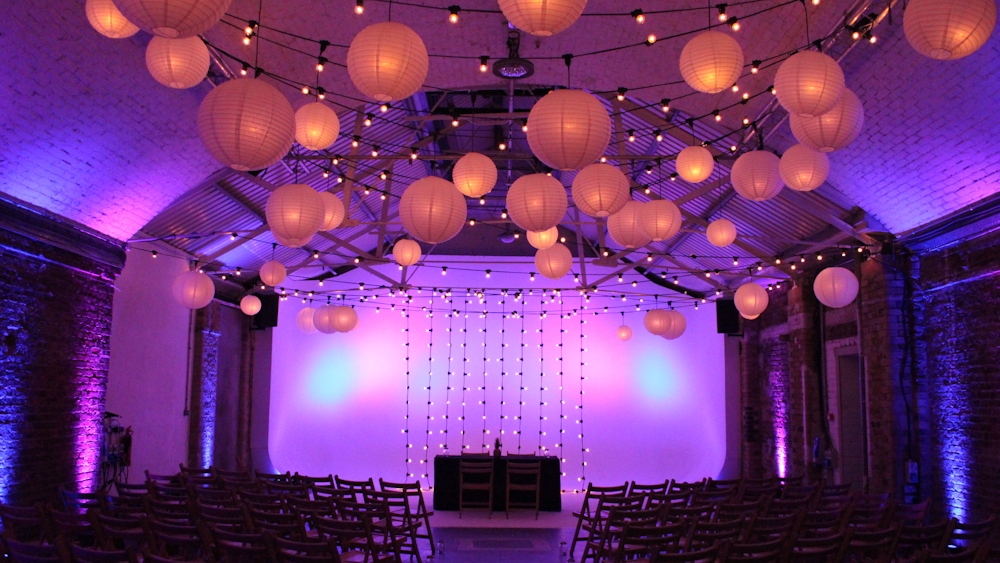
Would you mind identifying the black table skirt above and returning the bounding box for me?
[433,455,562,511]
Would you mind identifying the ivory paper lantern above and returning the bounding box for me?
[617,325,633,341]
[86,0,139,38]
[675,146,715,183]
[506,174,568,232]
[571,163,630,218]
[259,260,286,287]
[535,243,573,280]
[660,310,687,340]
[639,199,682,242]
[399,177,467,244]
[607,201,651,249]
[497,0,587,36]
[679,31,744,94]
[197,78,295,171]
[297,307,317,334]
[172,270,214,309]
[347,22,428,102]
[790,89,864,153]
[266,184,325,248]
[527,226,559,250]
[731,151,784,201]
[392,239,422,267]
[779,144,830,192]
[112,0,231,38]
[313,305,339,334]
[706,218,737,247]
[904,0,997,60]
[735,282,769,319]
[453,152,498,198]
[295,103,341,151]
[331,306,359,332]
[527,90,611,171]
[240,295,262,316]
[318,192,345,231]
[814,267,860,308]
[145,36,209,89]
[644,309,671,335]
[774,51,846,118]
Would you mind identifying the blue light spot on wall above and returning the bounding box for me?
[636,348,679,402]
[304,350,357,405]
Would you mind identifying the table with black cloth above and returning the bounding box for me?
[433,454,562,511]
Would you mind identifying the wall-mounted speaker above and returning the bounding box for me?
[716,299,740,334]
[251,294,279,330]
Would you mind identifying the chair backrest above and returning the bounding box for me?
[576,482,629,519]
[143,496,194,523]
[59,485,104,513]
[692,488,738,507]
[256,471,294,483]
[189,486,239,507]
[648,491,693,512]
[687,516,752,548]
[266,532,341,563]
[294,473,335,489]
[181,474,220,489]
[895,499,932,525]
[45,506,94,544]
[244,506,307,539]
[207,524,269,560]
[2,531,65,562]
[458,460,494,482]
[263,480,311,498]
[629,480,672,498]
[821,482,853,497]
[0,503,47,542]
[728,537,787,563]
[899,520,954,556]
[194,503,248,530]
[146,480,189,501]
[669,479,708,494]
[507,461,541,477]
[718,498,771,521]
[113,480,148,499]
[70,542,140,563]
[179,465,214,477]
[612,520,688,561]
[214,468,253,481]
[237,490,285,510]
[788,529,853,563]
[142,517,210,559]
[848,525,903,563]
[943,516,997,551]
[312,516,376,555]
[747,511,803,541]
[144,471,182,485]
[312,486,357,506]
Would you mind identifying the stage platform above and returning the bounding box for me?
[428,492,582,529]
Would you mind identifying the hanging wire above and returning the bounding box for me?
[404,298,412,479]
[423,291,434,479]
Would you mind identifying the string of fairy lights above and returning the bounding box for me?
[404,303,412,478]
[538,297,545,454]
[422,291,434,480]
[517,297,526,452]
[578,295,588,492]
[443,295,454,454]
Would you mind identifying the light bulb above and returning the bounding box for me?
[355,0,364,14]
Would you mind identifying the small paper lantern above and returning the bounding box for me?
[679,31,744,94]
[779,144,830,192]
[266,184,325,248]
[240,295,262,316]
[172,270,214,309]
[145,36,209,89]
[660,310,687,340]
[639,199,682,242]
[790,88,864,153]
[735,282,769,319]
[318,192,345,231]
[86,0,139,38]
[399,177,467,244]
[731,151,784,201]
[197,78,295,171]
[497,0,587,36]
[774,51,846,118]
[814,267,859,308]
[347,22,428,102]
[506,174,568,232]
[295,102,341,151]
[904,0,997,60]
[453,153,498,198]
[607,201,651,249]
[112,0,231,38]
[617,326,633,341]
[644,309,671,335]
[675,146,715,183]
[331,306,359,332]
[392,239,422,267]
[259,260,286,287]
[313,305,339,334]
[297,307,317,334]
[571,163,630,218]
[535,243,573,280]
[706,218,737,247]
[527,226,559,250]
[527,90,611,171]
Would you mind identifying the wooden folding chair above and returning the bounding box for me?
[379,479,434,556]
[458,459,493,519]
[505,460,541,520]
[569,482,629,560]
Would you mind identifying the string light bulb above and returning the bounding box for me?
[647,34,656,44]
[364,114,373,127]
[627,130,636,142]
[751,60,761,73]
[632,9,645,23]
[617,87,627,101]
[316,57,326,72]
[661,99,670,112]
[729,17,740,30]
[355,0,364,14]
[449,6,460,23]
[380,104,389,112]
[371,146,380,157]
[480,56,488,72]
[717,4,728,21]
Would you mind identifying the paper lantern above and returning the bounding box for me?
[399,177,467,244]
[86,0,139,38]
[790,89,864,153]
[527,226,559,250]
[571,163,630,218]
[774,51,845,118]
[731,151,784,201]
[779,144,829,192]
[706,218,737,247]
[660,310,687,340]
[535,243,573,280]
[318,192,345,231]
[453,153,498,198]
[735,282,769,319]
[266,184,325,248]
[607,201,651,249]
[172,270,214,309]
[112,0,231,38]
[527,90,611,171]
[197,78,295,171]
[904,0,997,60]
[639,199,682,242]
[145,36,209,89]
[313,305,338,334]
[331,306,359,332]
[814,267,860,308]
[392,239,422,267]
[240,295,262,316]
[347,22,428,102]
[617,325,633,341]
[497,0,587,36]
[295,102,341,151]
[259,260,287,287]
[679,31,744,94]
[675,146,715,183]
[506,174,568,232]
[644,309,671,335]
[297,307,317,334]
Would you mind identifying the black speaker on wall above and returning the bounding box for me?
[716,299,740,334]
[252,294,279,330]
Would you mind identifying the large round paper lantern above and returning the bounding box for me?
[266,184,325,248]
[731,151,784,201]
[259,260,286,287]
[318,192,345,231]
[399,177,467,244]
[571,163,630,218]
[779,144,829,192]
[506,174,568,232]
[904,0,997,60]
[297,307,317,334]
[197,78,295,171]
[497,0,587,36]
[453,153,498,198]
[112,0,231,38]
[347,22,428,102]
[331,306,359,332]
[145,36,209,89]
[607,201,651,249]
[679,31,744,94]
[814,267,860,308]
[295,102,341,151]
[240,295,262,316]
[535,243,573,280]
[706,218,737,247]
[774,51,845,118]
[639,199,682,242]
[392,239,422,267]
[527,90,611,171]
[527,226,559,250]
[675,146,715,183]
[790,89,864,153]
[86,0,139,38]
[644,309,671,335]
[617,325,632,341]
[660,310,687,340]
[735,283,769,320]
[313,305,338,334]
[172,270,214,309]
